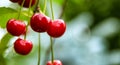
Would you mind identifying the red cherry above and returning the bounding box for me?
[6,19,26,36]
[14,38,33,55]
[47,60,62,65]
[18,0,36,8]
[9,0,19,3]
[47,19,66,38]
[30,13,50,33]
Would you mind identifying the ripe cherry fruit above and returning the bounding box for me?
[47,19,66,38]
[9,0,19,3]
[18,0,36,8]
[30,13,50,33]
[47,60,62,65]
[14,38,33,55]
[6,19,26,36]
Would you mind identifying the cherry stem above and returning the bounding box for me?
[38,33,41,65]
[33,0,40,13]
[24,0,32,40]
[17,0,25,19]
[28,0,32,17]
[33,0,41,65]
[43,0,68,64]
[43,0,47,13]
[50,37,54,63]
[59,0,68,18]
[50,0,54,20]
[50,0,55,63]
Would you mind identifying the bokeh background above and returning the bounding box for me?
[0,0,120,65]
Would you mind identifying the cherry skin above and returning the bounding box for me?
[9,0,19,3]
[6,19,26,36]
[47,19,66,38]
[30,13,50,33]
[18,0,36,8]
[47,60,62,65]
[14,38,33,55]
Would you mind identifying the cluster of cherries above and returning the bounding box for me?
[10,0,36,8]
[7,0,66,65]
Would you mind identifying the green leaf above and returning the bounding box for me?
[0,56,6,65]
[0,33,13,55]
[0,7,33,28]
[53,0,64,5]
[0,13,29,28]
[0,13,17,28]
[0,7,17,15]
[0,7,30,28]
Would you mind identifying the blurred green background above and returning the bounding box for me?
[0,0,120,65]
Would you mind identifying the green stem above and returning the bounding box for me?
[33,0,41,65]
[17,0,25,19]
[50,0,54,20]
[24,0,33,40]
[38,33,41,65]
[43,0,68,64]
[50,37,54,63]
[33,0,40,13]
[59,0,68,18]
[50,0,55,63]
[43,0,47,13]
[28,0,32,17]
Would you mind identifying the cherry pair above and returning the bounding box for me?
[30,13,65,65]
[10,0,36,8]
[30,13,66,38]
[6,19,33,55]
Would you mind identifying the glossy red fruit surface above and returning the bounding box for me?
[47,60,62,65]
[47,19,66,38]
[9,0,19,3]
[30,13,50,32]
[14,38,33,55]
[18,0,36,8]
[6,19,26,36]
